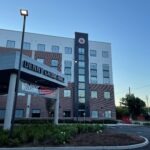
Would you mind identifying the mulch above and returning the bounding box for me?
[66,128,145,146]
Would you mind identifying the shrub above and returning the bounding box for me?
[143,122,150,126]
[0,124,104,146]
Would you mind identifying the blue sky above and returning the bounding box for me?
[0,0,150,105]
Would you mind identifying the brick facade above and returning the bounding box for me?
[0,47,116,120]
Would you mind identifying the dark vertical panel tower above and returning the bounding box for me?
[74,32,90,118]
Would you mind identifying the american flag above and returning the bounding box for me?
[38,87,55,95]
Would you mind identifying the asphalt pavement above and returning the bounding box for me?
[106,125,150,150]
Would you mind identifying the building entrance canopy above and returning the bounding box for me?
[0,51,66,94]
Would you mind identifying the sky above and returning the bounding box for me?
[0,0,150,106]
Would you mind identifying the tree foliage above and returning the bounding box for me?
[116,106,129,119]
[120,94,146,119]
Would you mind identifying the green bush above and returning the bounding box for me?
[0,124,104,146]
[143,122,150,126]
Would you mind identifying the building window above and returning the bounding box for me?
[79,75,85,82]
[37,58,44,64]
[102,51,109,58]
[105,110,111,118]
[23,42,31,50]
[79,55,84,61]
[103,64,110,84]
[64,90,71,97]
[63,111,71,117]
[78,48,85,54]
[32,109,40,117]
[91,91,97,98]
[15,109,24,118]
[91,77,97,84]
[64,60,72,82]
[79,61,85,68]
[90,70,97,77]
[91,111,98,118]
[79,98,85,103]
[78,110,85,117]
[78,82,85,89]
[37,44,45,51]
[64,60,72,67]
[50,59,58,70]
[104,91,111,99]
[65,75,71,82]
[64,68,71,74]
[0,109,5,118]
[52,45,59,53]
[90,63,97,70]
[103,78,110,84]
[90,50,96,57]
[78,90,85,97]
[65,47,72,54]
[6,40,15,48]
[90,63,97,83]
[79,68,85,75]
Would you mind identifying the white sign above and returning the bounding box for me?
[19,81,57,99]
[21,82,39,94]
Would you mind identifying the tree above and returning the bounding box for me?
[116,106,129,119]
[120,94,146,119]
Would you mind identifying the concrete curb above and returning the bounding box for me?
[0,136,149,150]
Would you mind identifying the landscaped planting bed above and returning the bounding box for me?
[0,124,145,147]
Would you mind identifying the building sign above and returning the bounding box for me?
[23,60,64,83]
[78,38,85,44]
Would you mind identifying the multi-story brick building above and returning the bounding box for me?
[0,29,116,120]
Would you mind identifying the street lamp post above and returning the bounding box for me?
[9,9,28,137]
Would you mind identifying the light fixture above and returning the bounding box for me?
[20,9,28,16]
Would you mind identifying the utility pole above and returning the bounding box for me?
[129,86,131,95]
[129,86,132,121]
[146,96,149,114]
